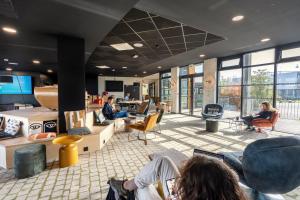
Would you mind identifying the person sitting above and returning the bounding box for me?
[124,93,131,101]
[109,155,248,200]
[242,101,276,131]
[102,96,128,120]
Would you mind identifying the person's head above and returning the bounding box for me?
[261,101,274,111]
[126,93,130,97]
[107,96,114,104]
[177,156,248,200]
[102,91,108,97]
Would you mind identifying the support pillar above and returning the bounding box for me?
[203,58,217,107]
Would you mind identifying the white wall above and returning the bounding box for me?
[98,76,143,99]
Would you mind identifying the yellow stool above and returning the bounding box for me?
[52,135,83,168]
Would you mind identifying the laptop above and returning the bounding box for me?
[193,149,224,161]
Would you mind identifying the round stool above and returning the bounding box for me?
[52,135,83,168]
[14,144,46,179]
[206,119,219,133]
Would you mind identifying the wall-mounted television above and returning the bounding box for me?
[0,75,33,94]
[105,80,123,92]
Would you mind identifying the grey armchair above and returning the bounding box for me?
[221,136,300,200]
[201,104,224,120]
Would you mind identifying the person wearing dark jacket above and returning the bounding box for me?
[102,96,128,120]
[242,101,275,130]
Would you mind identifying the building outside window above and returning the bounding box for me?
[160,72,172,101]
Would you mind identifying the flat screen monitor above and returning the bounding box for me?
[0,75,33,94]
[105,80,123,92]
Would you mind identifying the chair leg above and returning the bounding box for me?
[158,124,162,134]
[144,131,147,145]
[272,126,275,131]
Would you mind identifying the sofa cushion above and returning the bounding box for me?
[68,127,91,135]
[4,119,21,136]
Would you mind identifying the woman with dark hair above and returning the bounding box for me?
[109,155,248,200]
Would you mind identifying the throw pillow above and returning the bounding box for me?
[0,117,4,131]
[4,119,21,136]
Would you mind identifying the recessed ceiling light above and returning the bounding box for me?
[199,54,206,58]
[110,43,134,51]
[96,65,110,69]
[261,38,271,42]
[3,58,9,62]
[112,69,115,72]
[8,62,18,65]
[47,69,53,73]
[2,27,17,34]
[134,74,138,77]
[132,54,139,59]
[133,43,143,48]
[232,15,244,22]
[157,66,162,69]
[143,71,147,74]
[6,67,12,71]
[32,59,40,64]
[99,73,103,76]
[122,66,127,69]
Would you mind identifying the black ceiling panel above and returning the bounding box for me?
[87,8,224,76]
[127,18,155,32]
[111,23,133,35]
[185,34,206,43]
[159,27,182,38]
[123,8,149,21]
[164,36,184,44]
[183,26,205,35]
[152,16,181,29]
[118,33,141,42]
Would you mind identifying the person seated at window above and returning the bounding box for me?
[102,96,128,120]
[109,155,248,200]
[124,93,131,101]
[242,101,276,130]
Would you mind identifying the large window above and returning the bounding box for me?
[218,68,242,117]
[242,49,275,115]
[160,72,172,101]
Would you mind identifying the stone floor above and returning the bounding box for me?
[0,114,299,200]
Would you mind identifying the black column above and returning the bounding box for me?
[57,36,85,133]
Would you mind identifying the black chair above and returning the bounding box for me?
[221,136,300,200]
[155,108,165,134]
[201,104,224,120]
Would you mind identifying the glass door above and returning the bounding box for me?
[180,77,192,115]
[193,77,203,116]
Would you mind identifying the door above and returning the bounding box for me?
[180,77,192,115]
[193,77,203,116]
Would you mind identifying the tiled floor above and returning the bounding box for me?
[0,114,299,200]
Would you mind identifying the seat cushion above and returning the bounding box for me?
[68,127,91,135]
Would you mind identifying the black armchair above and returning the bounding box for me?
[221,136,300,200]
[201,104,223,120]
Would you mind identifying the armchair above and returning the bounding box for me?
[252,111,279,132]
[221,136,300,200]
[201,104,224,120]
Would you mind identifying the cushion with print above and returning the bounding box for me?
[4,119,21,136]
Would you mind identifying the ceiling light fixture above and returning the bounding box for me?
[232,15,244,22]
[157,66,162,69]
[143,71,147,74]
[6,67,12,71]
[47,69,53,73]
[8,62,18,65]
[3,58,9,62]
[199,54,206,58]
[2,27,17,34]
[32,59,40,64]
[112,69,115,72]
[134,74,138,77]
[261,38,271,42]
[122,66,127,69]
[96,65,110,69]
[99,73,103,76]
[110,43,134,51]
[133,43,143,48]
[132,54,139,59]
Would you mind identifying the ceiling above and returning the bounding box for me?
[1,0,300,77]
[86,8,224,76]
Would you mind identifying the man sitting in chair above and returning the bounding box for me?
[102,96,128,120]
